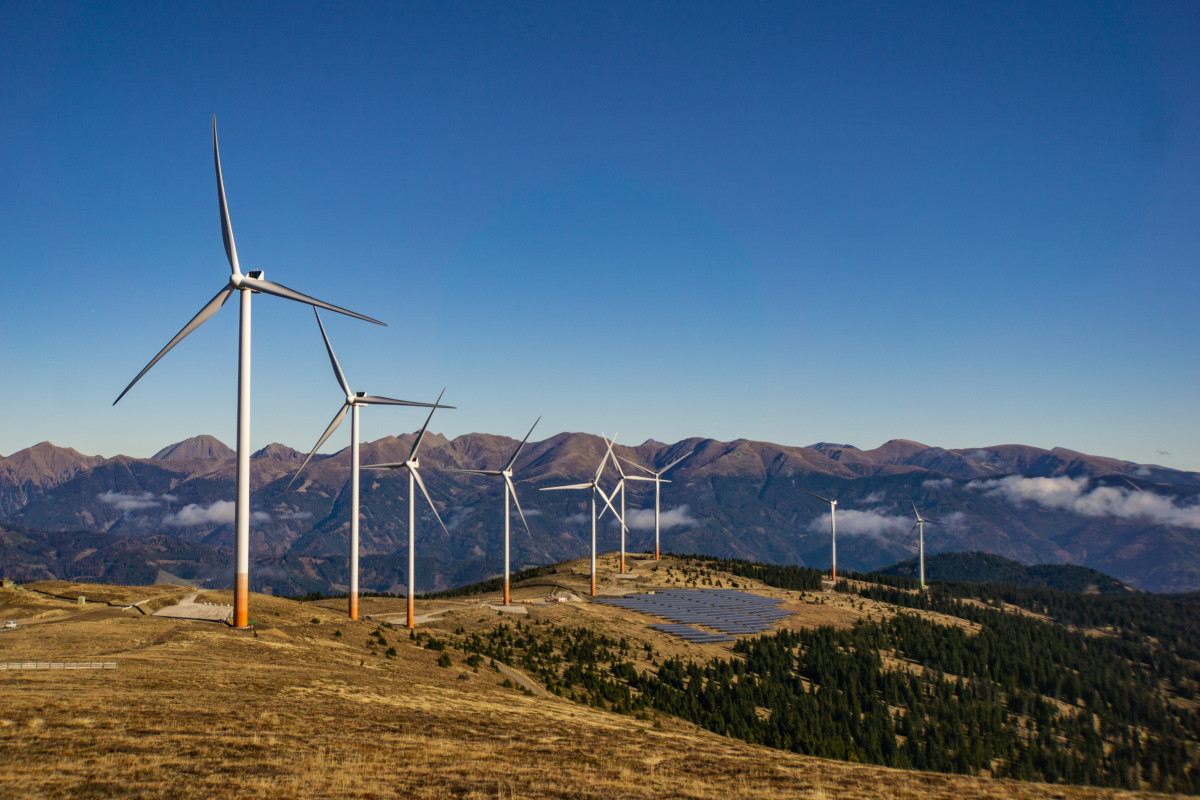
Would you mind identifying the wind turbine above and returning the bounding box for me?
[436,417,540,606]
[285,308,451,621]
[618,450,693,560]
[599,435,632,574]
[908,501,940,591]
[799,487,839,581]
[114,117,385,629]
[361,391,451,628]
[540,436,623,596]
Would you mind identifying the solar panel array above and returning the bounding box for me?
[596,588,790,643]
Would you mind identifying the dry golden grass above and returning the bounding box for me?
[0,566,1187,800]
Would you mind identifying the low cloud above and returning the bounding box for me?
[98,491,160,513]
[565,512,588,526]
[862,490,886,504]
[622,505,697,531]
[967,475,1200,529]
[276,511,313,521]
[808,508,910,539]
[922,478,954,490]
[164,500,271,526]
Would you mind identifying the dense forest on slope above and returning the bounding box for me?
[875,551,1132,594]
[453,582,1200,793]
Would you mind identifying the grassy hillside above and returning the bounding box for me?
[1,553,1195,799]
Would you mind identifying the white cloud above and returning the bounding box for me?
[808,508,910,539]
[967,475,1200,529]
[565,513,588,526]
[622,505,697,531]
[98,491,160,513]
[164,500,271,526]
[922,478,954,490]
[862,490,886,504]
[277,511,313,521]
[161,493,178,503]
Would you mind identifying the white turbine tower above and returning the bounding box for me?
[799,487,839,581]
[618,450,692,560]
[909,501,940,591]
[285,308,451,621]
[361,392,450,628]
[540,437,622,597]
[437,417,540,606]
[114,117,385,629]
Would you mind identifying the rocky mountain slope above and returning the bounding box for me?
[2,433,1198,593]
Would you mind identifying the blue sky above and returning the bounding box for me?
[2,2,1197,470]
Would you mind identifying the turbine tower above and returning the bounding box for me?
[540,436,622,596]
[437,417,540,606]
[114,118,385,628]
[285,308,451,620]
[361,392,451,628]
[618,450,692,560]
[799,487,839,581]
[909,501,940,591]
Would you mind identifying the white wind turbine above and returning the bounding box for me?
[598,435,633,574]
[436,417,540,606]
[114,117,385,629]
[361,393,450,629]
[908,501,940,591]
[540,436,623,597]
[285,308,451,621]
[618,450,693,561]
[799,487,839,581]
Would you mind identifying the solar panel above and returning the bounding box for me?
[596,588,792,642]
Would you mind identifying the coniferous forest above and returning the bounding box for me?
[454,569,1200,794]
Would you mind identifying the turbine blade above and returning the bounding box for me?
[411,467,448,535]
[410,388,445,460]
[540,483,592,491]
[623,475,655,482]
[285,403,350,493]
[660,450,694,474]
[358,395,454,408]
[212,116,240,276]
[799,487,833,504]
[911,500,921,520]
[313,308,350,397]
[618,455,655,476]
[595,435,617,482]
[240,275,385,326]
[504,416,540,472]
[433,468,500,476]
[360,461,406,470]
[505,474,532,538]
[114,285,234,405]
[596,482,621,522]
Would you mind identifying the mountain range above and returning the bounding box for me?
[2,433,1198,594]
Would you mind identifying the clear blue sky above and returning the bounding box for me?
[2,2,1197,470]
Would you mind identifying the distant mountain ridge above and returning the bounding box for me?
[1,433,1198,594]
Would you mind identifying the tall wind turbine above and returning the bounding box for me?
[540,437,622,596]
[436,417,540,606]
[114,117,385,629]
[799,487,839,581]
[285,308,451,621]
[909,501,940,591]
[618,450,692,560]
[361,392,451,628]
